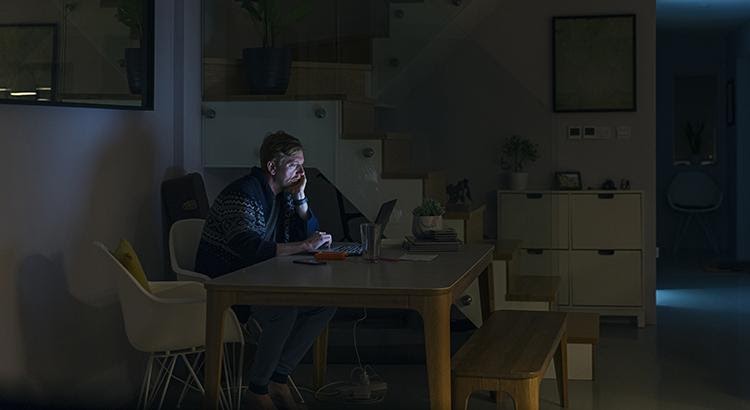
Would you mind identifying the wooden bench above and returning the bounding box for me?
[452,310,568,410]
[563,312,600,380]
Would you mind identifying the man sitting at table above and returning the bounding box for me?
[195,131,336,410]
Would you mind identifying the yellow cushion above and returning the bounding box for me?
[114,239,150,292]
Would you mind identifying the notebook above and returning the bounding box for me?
[321,199,397,256]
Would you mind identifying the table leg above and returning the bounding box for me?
[313,324,329,389]
[203,292,230,409]
[478,262,495,321]
[553,331,569,408]
[414,293,452,410]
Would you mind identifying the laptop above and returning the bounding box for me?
[321,199,397,256]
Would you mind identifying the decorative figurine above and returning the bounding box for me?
[446,179,473,211]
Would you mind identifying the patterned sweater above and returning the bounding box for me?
[195,167,318,278]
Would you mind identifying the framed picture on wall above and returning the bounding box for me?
[553,14,636,112]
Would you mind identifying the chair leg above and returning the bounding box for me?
[696,215,720,255]
[178,352,205,408]
[288,375,304,404]
[138,356,155,410]
[157,355,178,410]
[673,214,692,255]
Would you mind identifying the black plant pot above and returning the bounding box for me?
[242,47,292,95]
[124,48,143,95]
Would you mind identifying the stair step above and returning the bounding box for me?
[287,36,373,65]
[203,59,372,100]
[342,131,410,140]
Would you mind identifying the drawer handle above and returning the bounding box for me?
[460,295,472,306]
[527,249,544,255]
[598,193,615,199]
[526,193,543,199]
[598,250,616,256]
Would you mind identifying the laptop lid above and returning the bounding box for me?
[373,199,397,238]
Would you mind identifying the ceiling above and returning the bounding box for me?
[657,0,750,31]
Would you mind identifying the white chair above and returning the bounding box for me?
[168,220,305,404]
[667,171,723,255]
[169,218,211,282]
[94,242,244,409]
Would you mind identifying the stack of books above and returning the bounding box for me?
[420,229,459,242]
[403,229,462,252]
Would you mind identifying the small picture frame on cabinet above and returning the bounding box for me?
[555,171,582,190]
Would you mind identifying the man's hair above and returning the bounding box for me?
[259,131,303,169]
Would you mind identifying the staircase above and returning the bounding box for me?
[201,0,496,238]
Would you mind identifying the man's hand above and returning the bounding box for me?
[286,173,307,200]
[303,231,332,252]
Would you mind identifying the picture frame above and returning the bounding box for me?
[727,80,735,126]
[553,14,637,112]
[555,171,582,190]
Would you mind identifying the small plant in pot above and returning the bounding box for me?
[684,121,705,165]
[115,0,145,95]
[235,0,311,94]
[412,198,445,239]
[500,135,539,191]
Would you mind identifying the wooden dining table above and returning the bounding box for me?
[203,243,495,410]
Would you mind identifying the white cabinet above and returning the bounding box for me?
[499,193,569,249]
[499,190,645,326]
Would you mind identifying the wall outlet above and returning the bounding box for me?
[567,126,583,139]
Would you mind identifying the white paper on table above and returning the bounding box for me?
[399,254,438,262]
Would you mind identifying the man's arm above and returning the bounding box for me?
[276,231,332,256]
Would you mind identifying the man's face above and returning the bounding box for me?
[274,151,305,188]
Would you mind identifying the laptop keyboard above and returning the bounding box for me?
[326,243,363,256]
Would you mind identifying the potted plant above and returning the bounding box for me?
[500,135,539,191]
[412,198,445,238]
[684,121,705,165]
[235,0,311,94]
[115,0,145,94]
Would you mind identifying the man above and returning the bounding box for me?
[196,131,336,410]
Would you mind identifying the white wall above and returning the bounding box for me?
[0,1,179,406]
[386,0,657,323]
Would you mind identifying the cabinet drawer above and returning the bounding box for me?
[518,249,569,305]
[570,250,642,307]
[571,194,642,249]
[499,193,569,249]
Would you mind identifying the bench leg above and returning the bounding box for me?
[452,378,474,410]
[503,378,539,410]
[553,332,569,408]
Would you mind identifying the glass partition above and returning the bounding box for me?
[0,0,153,109]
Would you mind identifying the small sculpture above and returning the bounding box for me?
[446,179,472,210]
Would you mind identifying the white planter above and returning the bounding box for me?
[509,172,529,191]
[412,215,443,238]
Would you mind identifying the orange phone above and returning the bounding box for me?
[314,251,347,261]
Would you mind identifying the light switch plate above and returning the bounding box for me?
[583,126,597,139]
[617,126,632,139]
[597,126,612,139]
[567,126,582,139]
